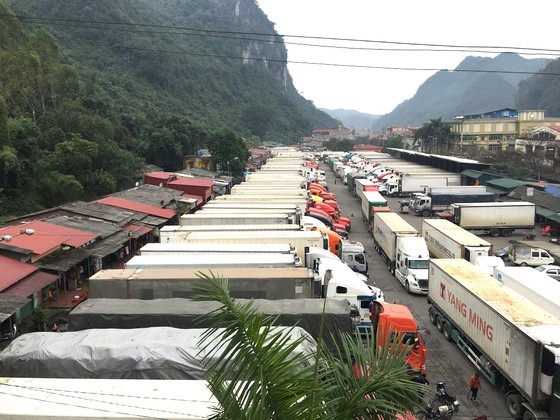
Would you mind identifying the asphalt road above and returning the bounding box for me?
[323,162,515,420]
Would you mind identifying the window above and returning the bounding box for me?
[532,251,539,258]
[409,259,429,269]
[336,286,347,294]
[355,254,365,264]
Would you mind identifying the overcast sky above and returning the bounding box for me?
[257,0,560,116]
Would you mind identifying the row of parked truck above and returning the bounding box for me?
[330,151,560,419]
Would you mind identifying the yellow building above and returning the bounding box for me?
[449,109,560,152]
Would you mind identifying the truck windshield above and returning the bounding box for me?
[408,259,429,269]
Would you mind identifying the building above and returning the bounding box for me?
[448,109,560,152]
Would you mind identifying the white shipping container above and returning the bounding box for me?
[373,212,418,262]
[356,179,377,204]
[179,213,296,226]
[161,229,327,262]
[161,224,301,233]
[140,242,296,255]
[494,266,560,319]
[400,175,460,191]
[125,253,301,269]
[451,202,536,229]
[231,188,307,197]
[429,259,560,400]
[422,218,492,262]
[213,195,308,203]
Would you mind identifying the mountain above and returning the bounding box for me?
[373,53,550,130]
[4,0,337,144]
[517,59,560,117]
[319,109,381,129]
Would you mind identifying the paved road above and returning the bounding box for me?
[323,163,514,420]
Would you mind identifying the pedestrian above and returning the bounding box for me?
[469,372,481,402]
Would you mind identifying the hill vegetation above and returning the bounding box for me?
[0,0,337,218]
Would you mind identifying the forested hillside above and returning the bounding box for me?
[373,53,550,129]
[0,0,336,218]
[516,59,560,116]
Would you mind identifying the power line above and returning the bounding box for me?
[4,13,560,56]
[3,13,560,77]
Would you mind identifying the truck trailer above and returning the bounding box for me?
[380,174,461,197]
[139,242,297,256]
[427,258,560,420]
[372,212,430,294]
[179,212,300,226]
[412,187,495,217]
[421,218,492,263]
[360,191,388,226]
[159,229,328,262]
[494,266,560,319]
[444,201,536,237]
[89,267,316,300]
[125,253,303,270]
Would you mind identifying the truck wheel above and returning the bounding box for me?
[506,393,524,418]
[523,411,537,420]
[500,229,512,237]
[489,228,500,237]
[405,281,411,294]
[442,323,452,341]
[521,262,528,267]
[436,316,444,332]
[429,308,437,325]
[422,210,431,217]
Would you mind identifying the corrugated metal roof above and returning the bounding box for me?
[35,247,91,272]
[1,255,37,291]
[61,201,134,225]
[485,178,527,191]
[2,270,58,298]
[461,169,484,179]
[0,220,98,255]
[109,184,181,210]
[47,216,121,239]
[85,231,131,257]
[0,293,30,323]
[95,197,176,219]
[508,186,560,214]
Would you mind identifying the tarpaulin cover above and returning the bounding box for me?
[0,326,316,379]
[68,298,353,351]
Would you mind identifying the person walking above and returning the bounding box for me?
[469,372,481,402]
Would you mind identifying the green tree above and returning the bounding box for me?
[35,170,84,207]
[383,136,404,152]
[192,273,423,419]
[207,129,250,175]
[414,118,451,153]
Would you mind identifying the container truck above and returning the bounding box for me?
[360,191,388,227]
[380,174,461,197]
[160,225,301,235]
[494,266,560,319]
[68,297,354,353]
[160,229,328,263]
[372,212,430,294]
[421,218,492,263]
[370,300,427,376]
[412,188,495,217]
[125,253,303,269]
[346,172,366,196]
[179,213,300,226]
[231,187,307,197]
[443,201,536,237]
[427,258,560,420]
[89,267,316,300]
[355,179,378,204]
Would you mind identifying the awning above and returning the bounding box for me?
[536,207,557,218]
[461,169,484,179]
[2,271,58,298]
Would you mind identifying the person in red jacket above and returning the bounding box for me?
[469,372,481,402]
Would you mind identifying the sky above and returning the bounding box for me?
[257,0,560,116]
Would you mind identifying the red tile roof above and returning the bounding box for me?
[2,270,58,297]
[0,255,38,291]
[95,197,176,219]
[0,220,98,255]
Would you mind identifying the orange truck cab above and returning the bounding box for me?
[370,300,427,375]
[318,226,341,255]
[309,182,326,192]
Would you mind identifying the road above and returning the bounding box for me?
[323,163,514,420]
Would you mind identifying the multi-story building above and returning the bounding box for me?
[448,109,560,152]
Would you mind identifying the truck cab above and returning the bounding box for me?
[370,300,427,375]
[411,193,431,216]
[394,237,429,294]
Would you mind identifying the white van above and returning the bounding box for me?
[474,256,505,277]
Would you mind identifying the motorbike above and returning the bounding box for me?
[415,382,459,419]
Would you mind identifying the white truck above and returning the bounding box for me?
[372,212,429,294]
[421,218,492,263]
[427,258,560,420]
[161,225,301,235]
[355,178,378,204]
[380,174,461,197]
[494,266,560,319]
[160,229,328,265]
[445,201,536,237]
[125,253,303,269]
[179,213,300,226]
[507,245,555,267]
[412,186,495,217]
[231,187,307,197]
